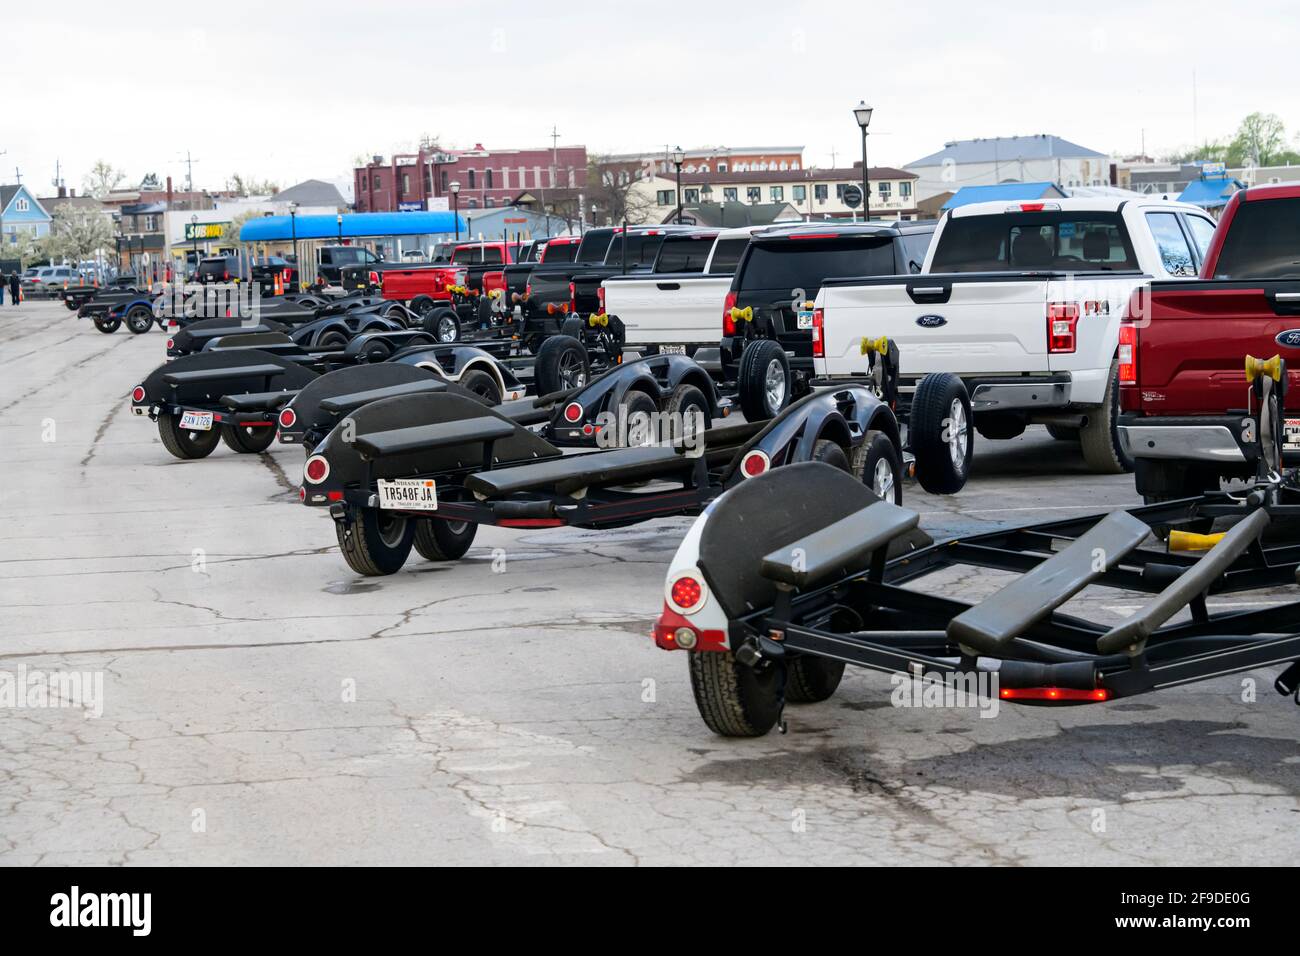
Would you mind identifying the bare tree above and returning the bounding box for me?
[48,204,115,264]
[82,160,126,199]
[225,173,280,197]
[585,154,656,225]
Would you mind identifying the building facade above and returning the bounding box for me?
[906,135,1113,201]
[598,146,806,188]
[0,184,52,249]
[354,144,588,214]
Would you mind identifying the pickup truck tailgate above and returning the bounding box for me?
[605,274,731,346]
[818,275,1050,376]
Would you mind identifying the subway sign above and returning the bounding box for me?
[185,222,227,240]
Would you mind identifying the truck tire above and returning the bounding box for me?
[413,517,478,561]
[220,423,276,454]
[738,339,790,421]
[857,429,903,505]
[125,305,154,334]
[1046,424,1079,441]
[535,335,589,395]
[688,649,783,737]
[975,412,1026,441]
[157,414,220,460]
[93,316,121,334]
[785,655,846,703]
[1079,359,1134,474]
[457,368,501,405]
[910,372,972,495]
[335,509,414,576]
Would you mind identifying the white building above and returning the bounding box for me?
[906,134,1112,201]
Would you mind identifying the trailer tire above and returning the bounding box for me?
[157,414,221,460]
[535,335,589,395]
[413,518,477,561]
[317,330,349,350]
[857,430,903,505]
[431,308,460,343]
[785,656,846,703]
[458,368,501,405]
[93,316,121,334]
[811,437,851,471]
[336,509,414,576]
[523,333,546,355]
[1046,424,1079,441]
[910,372,972,495]
[688,650,783,737]
[1079,359,1134,474]
[125,305,154,334]
[738,339,790,421]
[409,295,436,317]
[220,423,276,454]
[559,316,584,341]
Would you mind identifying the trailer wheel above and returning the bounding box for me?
[688,650,784,737]
[157,414,221,460]
[665,384,710,445]
[220,423,276,454]
[738,339,790,421]
[1080,359,1134,474]
[93,316,121,334]
[523,333,546,355]
[336,509,414,576]
[535,335,589,395]
[785,656,846,703]
[413,518,478,561]
[360,340,393,363]
[811,437,851,471]
[64,298,78,311]
[317,330,349,350]
[910,372,972,495]
[857,430,903,505]
[1046,424,1079,441]
[409,295,436,317]
[125,305,154,334]
[431,309,460,343]
[458,368,502,405]
[559,316,584,341]
[615,390,659,447]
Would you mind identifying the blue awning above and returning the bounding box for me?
[942,182,1067,209]
[1178,178,1244,209]
[239,211,467,242]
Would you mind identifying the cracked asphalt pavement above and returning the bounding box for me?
[2,299,1297,865]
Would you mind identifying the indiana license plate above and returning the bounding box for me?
[377,478,438,511]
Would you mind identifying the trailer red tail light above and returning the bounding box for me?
[811,307,825,358]
[525,282,532,297]
[563,402,583,423]
[722,291,738,335]
[1118,322,1138,384]
[740,449,770,478]
[303,456,330,484]
[279,407,297,429]
[652,603,727,651]
[669,574,703,612]
[165,338,175,350]
[999,687,1109,702]
[1047,302,1079,353]
[131,385,146,402]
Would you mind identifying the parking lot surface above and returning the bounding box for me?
[2,299,1297,866]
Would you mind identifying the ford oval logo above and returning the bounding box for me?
[1276,329,1300,349]
[916,314,947,329]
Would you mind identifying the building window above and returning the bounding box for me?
[746,187,761,203]
[360,174,367,190]
[485,197,495,208]
[374,173,382,190]
[424,168,432,193]
[878,181,891,202]
[656,190,673,206]
[402,173,410,196]
[15,198,29,212]
[770,186,784,202]
[717,162,728,172]
[793,185,806,203]
[814,184,829,204]
[467,199,478,209]
[146,215,157,231]
[900,181,912,199]
[467,169,476,189]
[485,168,493,189]
[684,188,699,204]
[723,187,738,203]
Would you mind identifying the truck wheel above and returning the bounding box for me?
[535,335,589,395]
[220,423,276,454]
[738,339,790,421]
[910,372,972,495]
[1046,424,1079,441]
[688,650,783,737]
[975,412,1026,440]
[93,316,121,334]
[431,309,460,343]
[857,430,903,505]
[335,510,414,576]
[1079,359,1134,474]
[157,414,220,460]
[458,368,501,405]
[413,518,478,561]
[125,306,154,334]
[785,656,846,703]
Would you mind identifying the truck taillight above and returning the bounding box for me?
[811,308,825,358]
[368,270,380,286]
[223,269,230,281]
[1047,302,1079,353]
[722,291,738,335]
[568,281,576,314]
[597,285,605,310]
[1118,323,1137,384]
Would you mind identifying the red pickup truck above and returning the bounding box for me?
[1118,183,1300,499]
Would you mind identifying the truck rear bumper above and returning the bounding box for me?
[1118,415,1252,464]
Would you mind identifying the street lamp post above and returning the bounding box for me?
[672,145,685,224]
[544,202,553,238]
[337,213,343,243]
[190,214,198,278]
[854,101,874,220]
[449,181,461,241]
[288,202,299,288]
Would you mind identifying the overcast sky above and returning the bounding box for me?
[8,0,1297,196]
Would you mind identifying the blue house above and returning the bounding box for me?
[0,184,52,249]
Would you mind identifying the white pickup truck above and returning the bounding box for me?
[601,226,765,365]
[812,197,1218,487]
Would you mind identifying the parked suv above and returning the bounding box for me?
[22,265,79,295]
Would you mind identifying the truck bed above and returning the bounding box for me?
[603,272,731,347]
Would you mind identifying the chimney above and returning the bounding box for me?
[70,188,76,198]
[57,184,66,198]
[166,175,173,206]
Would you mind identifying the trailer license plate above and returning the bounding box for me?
[796,310,814,330]
[377,478,438,511]
[659,344,686,355]
[1286,418,1300,449]
[179,410,213,431]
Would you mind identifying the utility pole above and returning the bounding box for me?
[550,125,561,188]
[180,150,200,192]
[52,158,63,192]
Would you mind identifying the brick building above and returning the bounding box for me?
[354,143,588,214]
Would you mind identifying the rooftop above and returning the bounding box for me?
[908,134,1108,168]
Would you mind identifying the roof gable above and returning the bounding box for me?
[908,135,1107,168]
[0,183,50,220]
